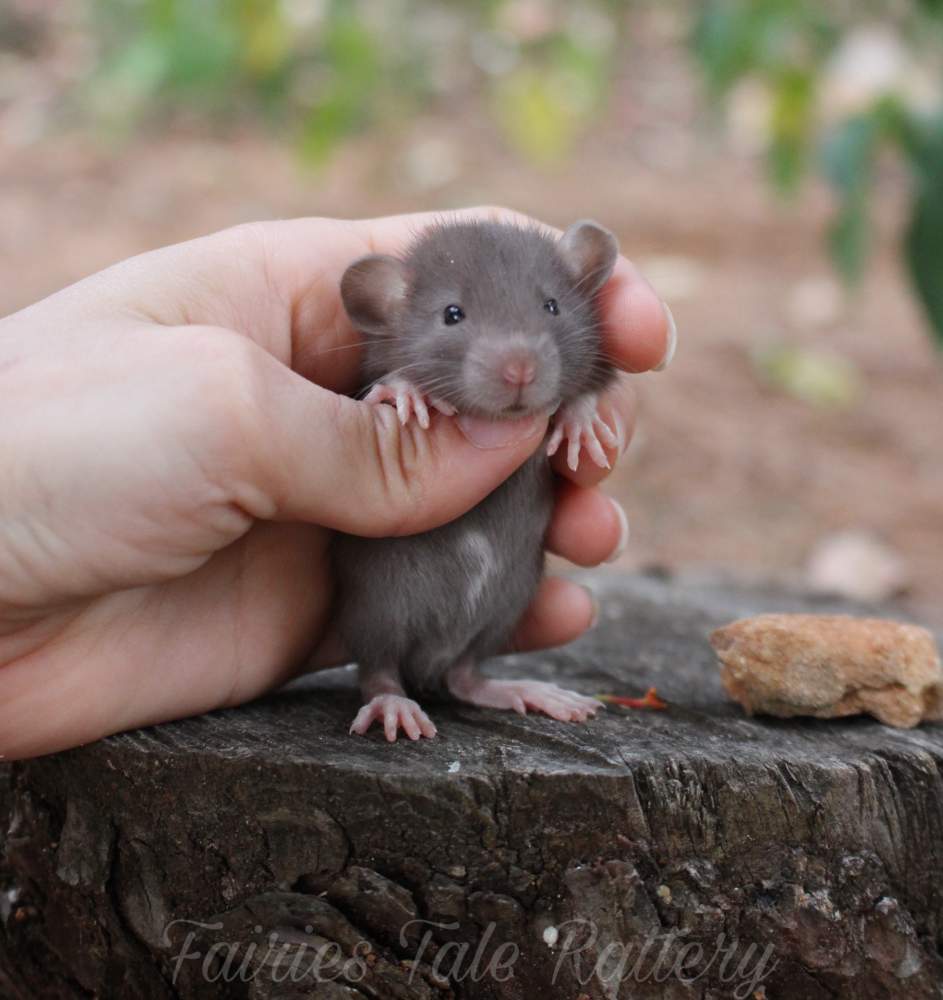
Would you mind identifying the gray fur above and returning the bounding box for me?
[335,451,552,694]
[334,218,618,699]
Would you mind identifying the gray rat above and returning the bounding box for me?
[334,218,619,740]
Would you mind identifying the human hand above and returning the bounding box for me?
[0,208,673,758]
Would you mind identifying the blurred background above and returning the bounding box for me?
[1,0,941,622]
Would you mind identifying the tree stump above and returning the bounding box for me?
[2,572,942,999]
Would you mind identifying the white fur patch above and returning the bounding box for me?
[461,530,495,616]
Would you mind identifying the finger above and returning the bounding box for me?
[597,257,672,374]
[46,220,373,396]
[232,341,548,536]
[550,377,638,486]
[0,520,328,759]
[545,483,630,567]
[509,576,596,652]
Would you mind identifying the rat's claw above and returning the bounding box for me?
[364,380,433,430]
[363,383,394,406]
[430,396,456,416]
[583,427,610,469]
[566,432,582,472]
[414,394,430,428]
[395,393,410,425]
[546,422,565,458]
[395,390,427,427]
[350,694,437,742]
[594,413,619,449]
[550,393,613,471]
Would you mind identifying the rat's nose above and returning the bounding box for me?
[501,358,536,387]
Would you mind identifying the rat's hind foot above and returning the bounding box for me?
[349,694,438,742]
[546,392,618,471]
[363,379,455,429]
[448,668,602,723]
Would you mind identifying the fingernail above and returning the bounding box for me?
[605,499,630,563]
[458,414,543,449]
[653,302,677,372]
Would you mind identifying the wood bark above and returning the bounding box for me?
[1,572,941,999]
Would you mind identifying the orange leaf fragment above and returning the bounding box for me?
[596,687,667,711]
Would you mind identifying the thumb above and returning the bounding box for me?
[243,355,548,536]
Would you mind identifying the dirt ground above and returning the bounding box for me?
[2,28,941,625]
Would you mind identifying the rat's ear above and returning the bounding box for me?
[340,254,409,335]
[557,220,618,295]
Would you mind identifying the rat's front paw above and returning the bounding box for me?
[450,674,602,723]
[546,393,618,471]
[363,379,455,430]
[349,693,438,742]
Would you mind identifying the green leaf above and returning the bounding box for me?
[828,194,869,284]
[821,114,876,191]
[821,115,879,284]
[905,186,943,349]
[234,0,290,81]
[692,0,760,96]
[903,116,943,348]
[692,0,836,97]
[298,8,381,166]
[767,69,815,194]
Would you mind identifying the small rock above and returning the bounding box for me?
[710,614,943,728]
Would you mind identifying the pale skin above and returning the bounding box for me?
[0,207,671,759]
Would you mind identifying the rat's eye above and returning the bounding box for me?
[544,298,560,316]
[443,304,465,326]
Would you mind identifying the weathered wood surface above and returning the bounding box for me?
[1,572,942,999]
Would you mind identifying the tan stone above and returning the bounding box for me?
[710,614,943,729]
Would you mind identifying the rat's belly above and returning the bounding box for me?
[334,451,554,686]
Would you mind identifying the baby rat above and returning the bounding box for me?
[335,218,619,740]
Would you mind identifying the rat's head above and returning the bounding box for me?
[341,219,618,418]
